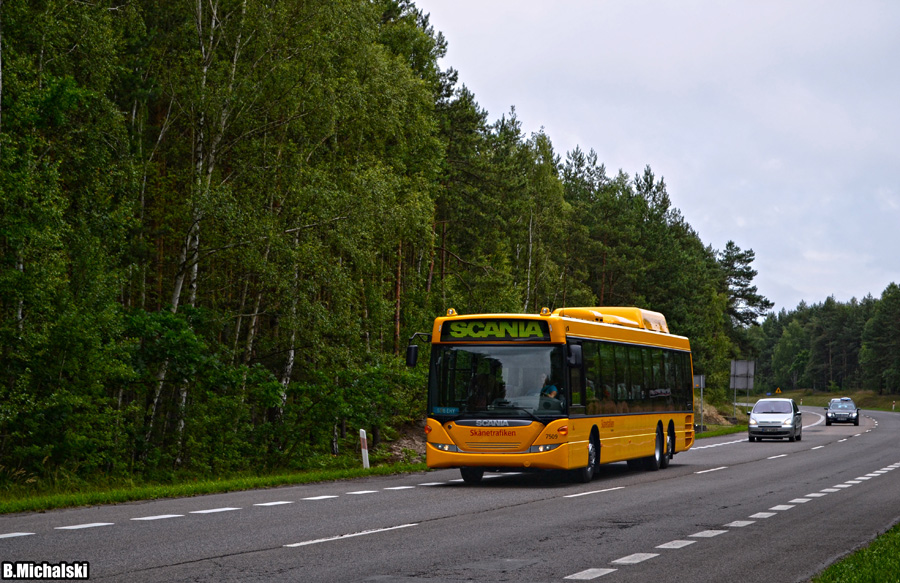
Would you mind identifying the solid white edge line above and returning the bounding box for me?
[284,523,418,547]
[564,486,624,498]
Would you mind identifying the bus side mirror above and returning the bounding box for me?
[406,344,419,367]
[567,344,582,367]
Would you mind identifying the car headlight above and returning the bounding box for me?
[851,412,858,417]
[782,418,794,427]
[431,443,459,452]
[749,417,758,426]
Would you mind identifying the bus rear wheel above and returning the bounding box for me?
[460,467,484,484]
[643,428,663,471]
[659,428,674,469]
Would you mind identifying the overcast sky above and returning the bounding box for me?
[415,0,900,314]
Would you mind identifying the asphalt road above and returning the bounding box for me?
[2,408,898,582]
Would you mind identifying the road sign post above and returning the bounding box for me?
[730,360,756,419]
[360,429,370,469]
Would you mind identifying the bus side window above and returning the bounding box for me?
[598,342,617,413]
[569,342,584,409]
[569,364,583,413]
[663,350,677,406]
[583,341,601,414]
[613,344,629,413]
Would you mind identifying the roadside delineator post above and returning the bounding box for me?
[360,429,370,469]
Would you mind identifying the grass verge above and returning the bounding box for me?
[0,462,426,515]
[697,424,748,439]
[812,521,900,583]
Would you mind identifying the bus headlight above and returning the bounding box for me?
[529,444,560,453]
[431,443,459,452]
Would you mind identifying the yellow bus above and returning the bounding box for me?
[406,306,695,483]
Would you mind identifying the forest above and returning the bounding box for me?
[1,0,898,487]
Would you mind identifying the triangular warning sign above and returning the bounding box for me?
[775,387,782,394]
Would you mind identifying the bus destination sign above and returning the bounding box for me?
[441,319,550,342]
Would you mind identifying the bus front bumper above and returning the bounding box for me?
[426,442,573,470]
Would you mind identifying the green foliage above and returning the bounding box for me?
[753,288,897,395]
[0,0,776,490]
[813,520,900,583]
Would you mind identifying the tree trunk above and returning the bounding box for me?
[394,241,402,355]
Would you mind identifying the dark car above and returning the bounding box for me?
[825,398,860,426]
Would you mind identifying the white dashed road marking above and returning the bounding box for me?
[694,466,727,474]
[284,523,418,547]
[55,523,114,530]
[611,553,658,565]
[690,530,727,538]
[254,501,294,506]
[189,507,241,514]
[564,487,624,498]
[564,568,617,579]
[0,532,34,538]
[657,540,695,549]
[132,514,184,521]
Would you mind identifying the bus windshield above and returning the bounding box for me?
[428,344,566,419]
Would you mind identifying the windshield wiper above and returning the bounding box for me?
[489,401,542,423]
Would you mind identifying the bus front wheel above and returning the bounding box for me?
[574,438,598,483]
[460,467,484,484]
